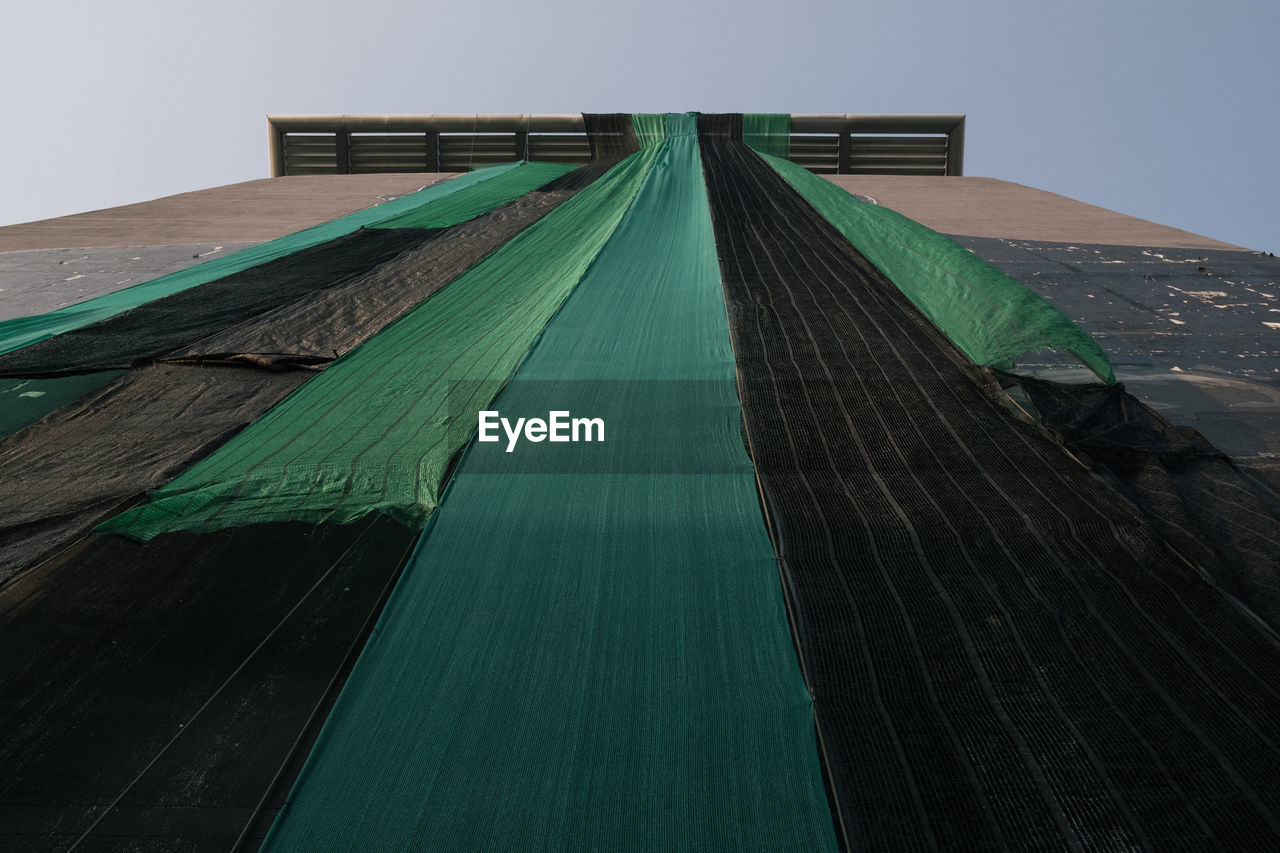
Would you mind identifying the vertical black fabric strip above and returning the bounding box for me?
[699,129,1280,850]
[178,181,591,362]
[0,517,419,847]
[536,153,631,191]
[0,163,600,376]
[0,163,608,584]
[581,113,641,160]
[0,157,626,849]
[697,112,743,140]
[0,365,311,585]
[0,229,437,375]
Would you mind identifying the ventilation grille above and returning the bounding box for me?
[269,115,964,177]
[790,134,951,175]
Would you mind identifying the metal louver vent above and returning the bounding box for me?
[268,114,964,177]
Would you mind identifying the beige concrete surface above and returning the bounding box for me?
[0,174,457,252]
[825,175,1240,250]
[2,172,1237,255]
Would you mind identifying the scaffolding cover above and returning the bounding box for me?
[0,162,534,356]
[98,149,662,539]
[759,151,1116,383]
[701,129,1280,850]
[262,113,836,852]
[743,113,791,159]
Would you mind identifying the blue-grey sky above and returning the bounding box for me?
[3,0,1276,251]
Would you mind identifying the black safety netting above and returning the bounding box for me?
[697,112,744,140]
[0,159,628,851]
[0,364,310,586]
[177,186,584,362]
[0,371,124,438]
[0,229,437,376]
[0,515,418,851]
[0,170,602,588]
[538,153,633,192]
[700,129,1280,851]
[0,164,600,377]
[582,113,641,160]
[1001,372,1280,635]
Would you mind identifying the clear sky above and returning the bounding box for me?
[3,0,1276,251]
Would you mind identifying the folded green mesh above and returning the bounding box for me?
[0,161,549,356]
[98,149,662,540]
[260,112,837,852]
[744,113,791,159]
[366,161,573,228]
[759,151,1116,384]
[631,113,668,149]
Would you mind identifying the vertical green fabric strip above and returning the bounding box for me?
[757,150,1116,383]
[0,161,562,356]
[260,113,837,852]
[97,150,663,540]
[631,113,668,149]
[366,161,574,228]
[743,113,791,158]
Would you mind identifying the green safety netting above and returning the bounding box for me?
[743,113,791,159]
[261,113,836,852]
[0,161,562,356]
[758,151,1116,384]
[366,161,574,228]
[0,372,124,437]
[700,123,1280,850]
[98,148,664,540]
[630,113,668,149]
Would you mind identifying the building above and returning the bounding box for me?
[2,113,1279,851]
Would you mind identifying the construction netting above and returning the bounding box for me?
[261,112,837,852]
[583,113,642,159]
[700,125,1280,849]
[7,112,1280,853]
[0,161,552,356]
[365,161,574,228]
[631,113,668,149]
[0,371,123,438]
[176,184,587,365]
[98,147,663,539]
[759,150,1116,383]
[743,113,791,158]
[0,164,593,581]
[0,229,438,375]
[0,365,311,585]
[1000,372,1280,634]
[0,514,420,843]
